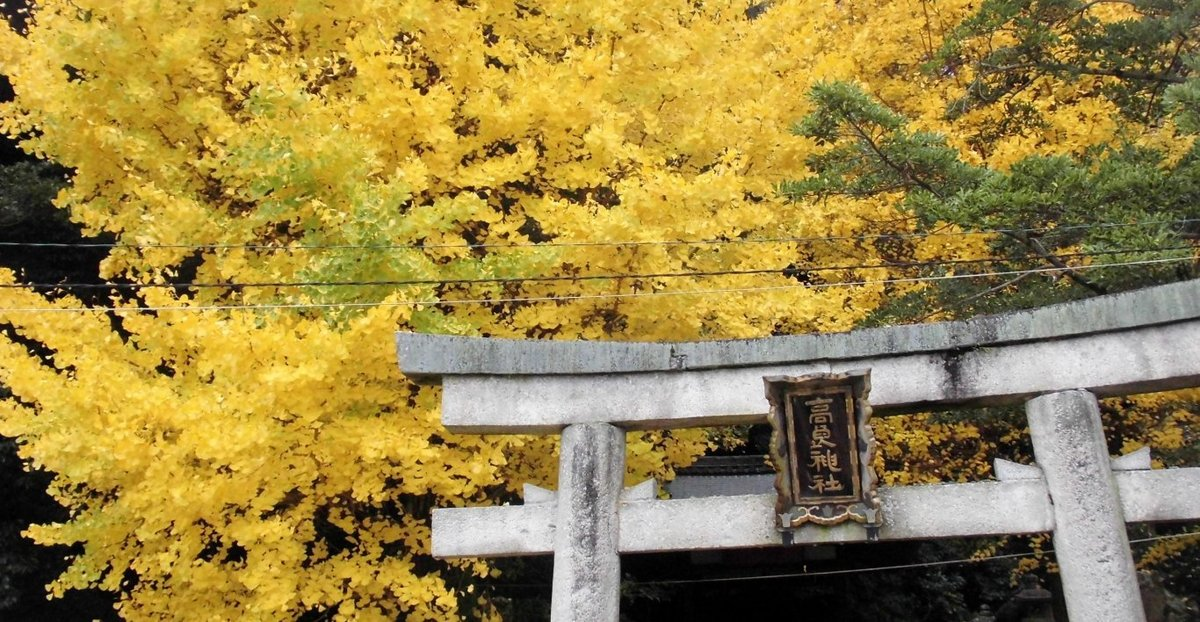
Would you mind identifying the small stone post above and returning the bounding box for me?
[551,423,625,622]
[1026,390,1145,621]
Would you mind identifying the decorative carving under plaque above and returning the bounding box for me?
[765,370,882,535]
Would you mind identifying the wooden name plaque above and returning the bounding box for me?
[765,370,882,533]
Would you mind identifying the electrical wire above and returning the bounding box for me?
[0,256,1190,313]
[486,532,1200,590]
[625,532,1200,586]
[495,533,1200,590]
[0,219,1194,252]
[0,245,1190,291]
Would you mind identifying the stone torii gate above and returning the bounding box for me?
[396,279,1200,621]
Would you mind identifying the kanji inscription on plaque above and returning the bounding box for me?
[765,370,882,532]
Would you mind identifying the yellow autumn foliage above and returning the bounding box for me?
[0,0,1186,619]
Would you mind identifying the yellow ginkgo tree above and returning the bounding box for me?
[2,0,1187,619]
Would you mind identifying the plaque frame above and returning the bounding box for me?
[765,370,882,531]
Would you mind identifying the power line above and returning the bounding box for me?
[0,256,1189,313]
[489,532,1200,590]
[0,219,1194,252]
[626,532,1200,586]
[0,245,1189,291]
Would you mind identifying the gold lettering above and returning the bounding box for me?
[808,449,842,472]
[811,474,844,493]
[810,424,836,449]
[805,396,832,412]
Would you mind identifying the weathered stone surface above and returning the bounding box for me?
[621,479,657,501]
[993,446,1151,482]
[398,280,1200,376]
[626,479,1056,551]
[432,503,555,557]
[523,483,556,505]
[1116,469,1200,523]
[993,459,1043,481]
[433,479,1054,557]
[430,467,1200,558]
[1113,446,1153,471]
[550,423,624,622]
[434,319,1200,432]
[1027,390,1146,622]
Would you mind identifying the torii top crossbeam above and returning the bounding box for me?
[397,279,1200,433]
